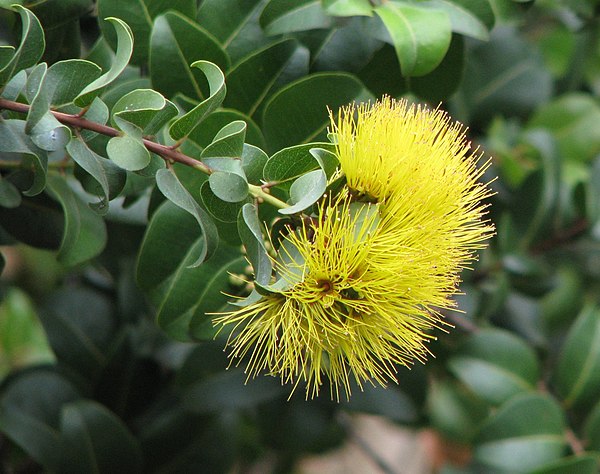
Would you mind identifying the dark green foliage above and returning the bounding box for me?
[1,1,600,473]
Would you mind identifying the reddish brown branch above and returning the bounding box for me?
[0,97,211,174]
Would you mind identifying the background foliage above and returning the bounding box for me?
[1,0,600,473]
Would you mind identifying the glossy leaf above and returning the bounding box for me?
[474,393,566,473]
[74,18,134,107]
[554,304,600,409]
[426,0,493,41]
[112,88,178,136]
[448,328,540,405]
[156,168,219,265]
[224,39,301,117]
[239,203,272,286]
[279,169,326,215]
[97,0,195,65]
[0,6,45,88]
[168,61,227,140]
[262,73,372,152]
[150,12,230,101]
[201,120,246,159]
[45,175,107,265]
[260,0,331,36]
[59,400,142,474]
[196,0,270,63]
[263,142,335,183]
[375,1,452,77]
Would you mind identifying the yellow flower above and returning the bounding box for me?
[215,97,494,400]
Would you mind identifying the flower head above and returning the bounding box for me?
[216,97,494,399]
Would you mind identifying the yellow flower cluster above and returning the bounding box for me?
[215,97,494,399]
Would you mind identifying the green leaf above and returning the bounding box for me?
[554,304,600,409]
[455,26,552,124]
[448,328,540,405]
[168,61,227,140]
[238,203,272,286]
[322,0,373,17]
[112,88,178,136]
[136,201,242,340]
[530,454,600,474]
[0,367,81,471]
[39,287,114,381]
[59,400,142,474]
[1,69,27,100]
[0,5,45,88]
[260,0,331,36]
[279,169,326,215]
[45,59,102,107]
[0,119,48,196]
[474,393,566,473]
[424,0,493,41]
[585,400,600,451]
[0,175,22,208]
[345,384,418,423]
[262,73,372,152]
[528,93,600,164]
[156,168,219,265]
[67,137,126,214]
[196,0,270,63]
[80,97,110,141]
[106,133,151,171]
[97,0,195,65]
[45,175,107,265]
[150,12,230,101]
[375,1,451,77]
[201,120,246,159]
[224,39,301,117]
[74,17,134,107]
[263,142,335,183]
[182,368,284,414]
[208,166,249,203]
[199,181,244,222]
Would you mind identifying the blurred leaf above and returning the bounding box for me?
[427,379,489,443]
[156,168,219,265]
[554,304,600,409]
[0,5,45,88]
[425,0,494,41]
[97,0,195,65]
[528,93,600,164]
[168,60,226,140]
[322,0,372,17]
[311,17,382,73]
[344,384,418,423]
[150,12,230,101]
[59,400,142,474]
[375,1,451,77]
[448,328,539,405]
[540,266,584,333]
[260,0,331,36]
[454,26,552,124]
[262,73,371,152]
[474,393,566,473]
[585,400,600,451]
[0,288,54,378]
[0,175,21,208]
[39,287,114,381]
[45,175,107,265]
[279,169,326,214]
[0,367,81,471]
[530,454,600,474]
[74,17,134,107]
[183,368,284,414]
[68,137,126,214]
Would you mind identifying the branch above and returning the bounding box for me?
[0,98,290,209]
